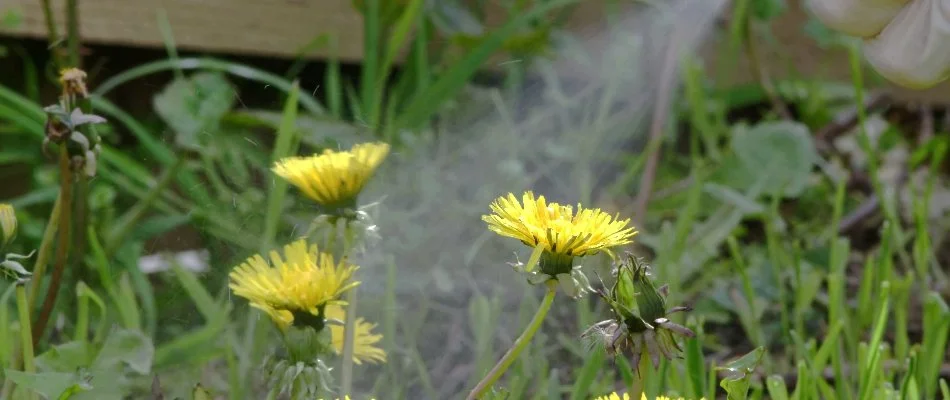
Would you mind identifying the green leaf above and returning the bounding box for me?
[129,213,192,242]
[766,375,789,400]
[36,341,94,372]
[4,370,92,399]
[93,328,155,374]
[568,346,605,400]
[717,346,766,400]
[703,183,765,214]
[731,121,817,198]
[394,0,576,131]
[750,0,786,20]
[153,72,236,151]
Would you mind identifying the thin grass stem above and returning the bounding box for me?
[16,283,36,400]
[27,194,61,308]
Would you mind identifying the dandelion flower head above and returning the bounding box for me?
[483,192,636,274]
[326,304,387,365]
[272,142,390,213]
[229,239,359,330]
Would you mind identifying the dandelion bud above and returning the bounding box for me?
[629,258,668,323]
[586,254,695,371]
[0,204,16,246]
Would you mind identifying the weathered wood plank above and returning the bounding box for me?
[0,0,366,61]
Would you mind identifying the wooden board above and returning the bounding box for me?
[0,0,367,62]
[1,0,947,101]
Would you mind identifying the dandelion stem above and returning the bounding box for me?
[16,282,37,400]
[630,349,652,400]
[466,279,558,400]
[339,221,358,396]
[27,194,61,308]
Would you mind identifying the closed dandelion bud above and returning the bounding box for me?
[584,253,696,371]
[0,204,15,246]
[629,257,667,323]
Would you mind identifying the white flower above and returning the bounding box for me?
[807,0,950,88]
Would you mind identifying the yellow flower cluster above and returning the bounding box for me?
[230,141,394,369]
[228,239,384,364]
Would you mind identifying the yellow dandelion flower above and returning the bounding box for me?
[229,239,359,330]
[272,142,390,214]
[594,393,632,400]
[0,204,15,246]
[58,68,89,98]
[483,191,636,275]
[326,303,387,365]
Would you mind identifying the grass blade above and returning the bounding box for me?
[394,0,577,131]
[260,81,301,252]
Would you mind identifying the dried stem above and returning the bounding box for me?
[632,27,681,224]
[32,148,74,346]
[743,17,791,119]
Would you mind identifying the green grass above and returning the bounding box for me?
[0,0,949,399]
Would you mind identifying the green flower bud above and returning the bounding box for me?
[585,253,696,371]
[0,204,15,247]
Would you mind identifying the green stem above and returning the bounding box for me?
[39,0,65,69]
[630,348,652,400]
[73,285,89,344]
[70,174,88,301]
[27,194,62,308]
[66,0,81,68]
[339,221,358,396]
[16,283,37,400]
[466,279,558,400]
